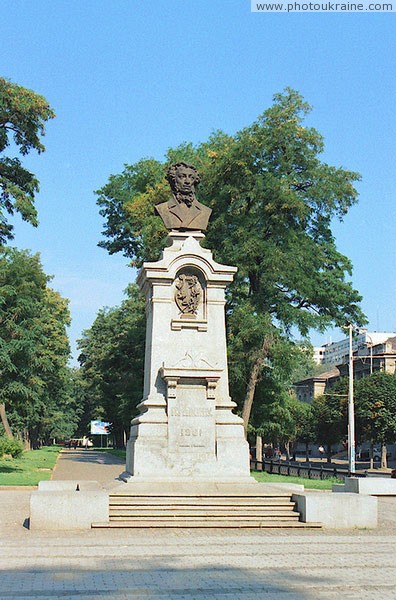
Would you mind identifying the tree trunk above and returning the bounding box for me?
[23,429,31,451]
[242,337,273,434]
[0,403,13,439]
[256,434,262,462]
[305,442,310,462]
[114,429,125,449]
[326,444,332,463]
[369,441,374,470]
[284,441,291,461]
[29,426,40,450]
[381,443,387,469]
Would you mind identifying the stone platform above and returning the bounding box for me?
[293,490,378,529]
[333,476,396,495]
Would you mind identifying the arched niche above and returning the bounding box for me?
[171,265,207,331]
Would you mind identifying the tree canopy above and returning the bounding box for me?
[312,381,346,459]
[0,77,55,243]
[77,284,146,447]
[96,88,366,432]
[355,372,396,448]
[0,247,75,447]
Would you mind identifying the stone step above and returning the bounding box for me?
[110,504,298,517]
[92,519,322,529]
[109,504,295,512]
[110,490,295,498]
[97,490,321,529]
[109,496,294,506]
[110,506,299,519]
[110,510,300,521]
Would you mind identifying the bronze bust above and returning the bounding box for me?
[155,162,212,231]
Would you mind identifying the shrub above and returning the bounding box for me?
[0,436,24,459]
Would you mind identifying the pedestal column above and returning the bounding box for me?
[126,231,250,480]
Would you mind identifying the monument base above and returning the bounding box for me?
[126,230,250,481]
[110,478,304,494]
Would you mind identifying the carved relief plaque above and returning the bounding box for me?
[175,273,201,316]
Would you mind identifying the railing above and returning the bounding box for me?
[250,458,351,481]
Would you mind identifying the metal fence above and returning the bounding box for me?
[250,459,349,481]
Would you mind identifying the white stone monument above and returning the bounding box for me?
[126,230,250,481]
[125,162,250,482]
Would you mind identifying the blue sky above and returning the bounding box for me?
[2,1,396,362]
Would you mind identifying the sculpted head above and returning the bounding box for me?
[166,162,200,205]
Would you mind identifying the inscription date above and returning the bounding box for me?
[180,427,202,438]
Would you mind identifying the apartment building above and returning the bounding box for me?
[295,331,396,403]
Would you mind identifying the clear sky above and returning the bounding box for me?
[2,1,396,362]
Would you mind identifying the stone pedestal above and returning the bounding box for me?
[126,231,250,481]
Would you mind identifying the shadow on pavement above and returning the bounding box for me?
[0,559,331,599]
[58,450,125,464]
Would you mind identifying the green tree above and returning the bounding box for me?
[355,372,396,468]
[203,90,365,429]
[77,284,146,448]
[256,393,309,459]
[29,289,77,447]
[0,77,55,243]
[297,401,316,462]
[312,381,346,462]
[96,88,365,433]
[0,248,73,447]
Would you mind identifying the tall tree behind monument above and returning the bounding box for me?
[96,88,365,431]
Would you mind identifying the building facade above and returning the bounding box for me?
[295,332,396,403]
[313,331,396,367]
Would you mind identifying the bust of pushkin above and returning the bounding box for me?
[155,162,212,231]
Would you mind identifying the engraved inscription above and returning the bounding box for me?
[170,408,213,417]
[181,428,202,437]
[168,385,215,453]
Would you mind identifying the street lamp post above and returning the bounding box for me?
[347,323,356,475]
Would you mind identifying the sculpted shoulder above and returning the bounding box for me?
[155,201,175,230]
[155,198,211,231]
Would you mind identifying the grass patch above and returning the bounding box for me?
[251,470,342,490]
[93,448,126,461]
[0,445,61,486]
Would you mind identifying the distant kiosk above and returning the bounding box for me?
[90,420,111,448]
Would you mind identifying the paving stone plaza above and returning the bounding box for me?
[1,451,396,600]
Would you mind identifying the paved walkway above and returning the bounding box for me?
[51,449,126,485]
[1,450,396,599]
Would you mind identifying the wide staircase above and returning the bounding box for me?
[92,487,321,529]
